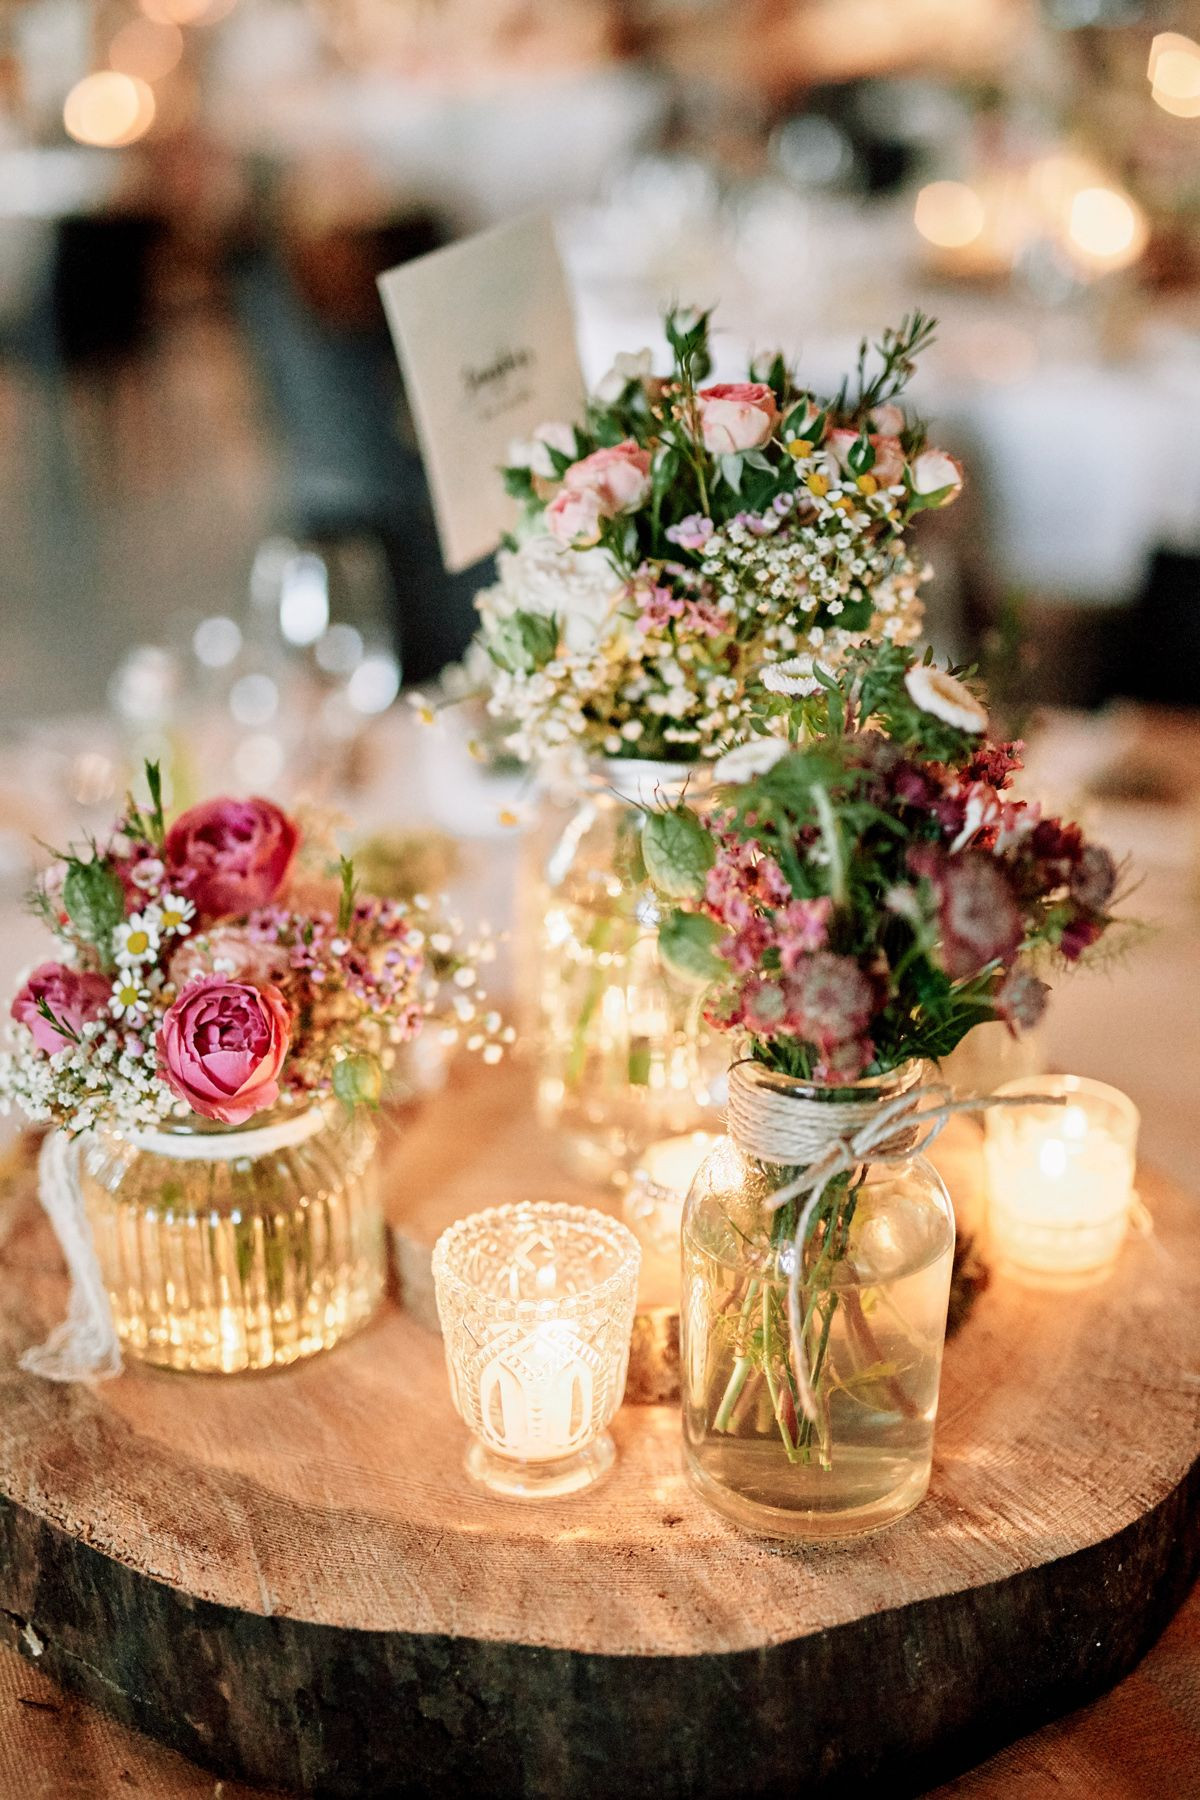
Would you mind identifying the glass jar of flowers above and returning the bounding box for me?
[645,645,1123,1537]
[458,308,964,1182]
[0,768,503,1377]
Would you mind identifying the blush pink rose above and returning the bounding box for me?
[165,797,298,922]
[169,926,291,991]
[827,429,906,486]
[11,962,110,1055]
[695,383,779,454]
[158,977,291,1124]
[911,448,964,506]
[868,403,905,435]
[545,483,606,546]
[562,441,652,513]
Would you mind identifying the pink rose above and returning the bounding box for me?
[545,484,605,546]
[165,797,298,922]
[158,977,291,1124]
[169,926,291,991]
[694,383,778,455]
[11,962,110,1055]
[910,448,964,506]
[562,441,652,513]
[868,403,905,436]
[827,429,906,486]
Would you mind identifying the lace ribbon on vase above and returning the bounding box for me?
[22,1108,329,1384]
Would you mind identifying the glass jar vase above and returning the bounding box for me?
[681,1064,955,1539]
[78,1104,385,1373]
[528,758,725,1184]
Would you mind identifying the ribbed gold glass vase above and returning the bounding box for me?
[78,1107,385,1373]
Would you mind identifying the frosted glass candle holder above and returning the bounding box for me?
[624,1131,722,1261]
[984,1075,1140,1289]
[432,1202,641,1499]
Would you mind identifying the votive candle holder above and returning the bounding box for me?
[624,1130,722,1262]
[432,1201,641,1498]
[984,1075,1140,1289]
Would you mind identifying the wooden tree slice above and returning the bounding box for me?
[1,1084,1199,1799]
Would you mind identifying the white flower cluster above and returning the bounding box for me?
[475,471,927,767]
[0,1018,188,1138]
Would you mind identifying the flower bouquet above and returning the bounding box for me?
[468,308,966,1181]
[476,308,962,766]
[1,769,503,1376]
[641,645,1123,1536]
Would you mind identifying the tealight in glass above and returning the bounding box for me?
[624,1130,722,1261]
[984,1075,1140,1289]
[432,1202,641,1498]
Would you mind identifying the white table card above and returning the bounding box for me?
[378,214,585,573]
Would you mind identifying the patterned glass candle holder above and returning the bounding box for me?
[984,1075,1140,1289]
[432,1202,641,1499]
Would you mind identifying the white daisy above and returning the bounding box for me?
[904,664,988,734]
[115,909,162,966]
[109,974,151,1020]
[157,893,195,937]
[714,737,790,782]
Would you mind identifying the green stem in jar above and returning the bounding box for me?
[713,1276,762,1432]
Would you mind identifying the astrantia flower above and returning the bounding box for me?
[115,909,162,966]
[904,664,987,734]
[787,953,874,1047]
[996,966,1051,1032]
[1069,845,1118,912]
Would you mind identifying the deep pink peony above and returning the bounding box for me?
[165,797,298,922]
[158,977,291,1124]
[694,383,778,455]
[11,963,110,1055]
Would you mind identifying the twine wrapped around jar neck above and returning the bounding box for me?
[725,1060,1064,1427]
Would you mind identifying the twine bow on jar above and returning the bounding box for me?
[725,1061,1066,1427]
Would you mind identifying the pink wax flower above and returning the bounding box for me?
[158,977,291,1124]
[694,383,778,455]
[165,797,298,922]
[11,963,110,1055]
[665,513,714,551]
[562,441,652,513]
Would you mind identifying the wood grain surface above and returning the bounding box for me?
[1,1065,1199,1795]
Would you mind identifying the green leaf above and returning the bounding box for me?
[333,1053,383,1109]
[62,857,125,964]
[144,761,165,847]
[718,454,744,493]
[487,610,559,675]
[658,910,727,987]
[337,856,357,933]
[641,806,715,900]
[502,465,537,501]
[847,432,876,475]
